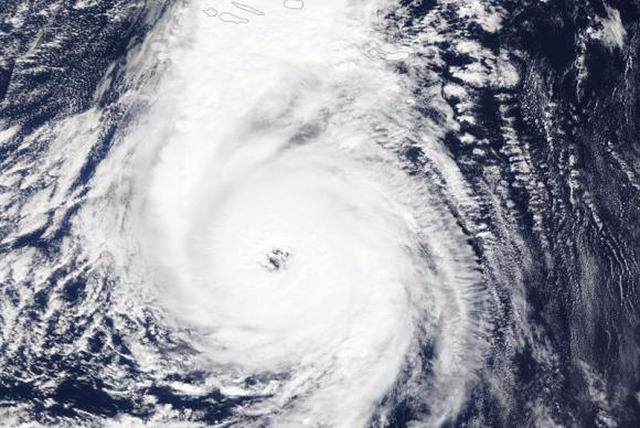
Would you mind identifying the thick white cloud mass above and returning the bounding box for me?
[33,0,499,426]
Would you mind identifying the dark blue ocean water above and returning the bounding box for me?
[0,0,639,426]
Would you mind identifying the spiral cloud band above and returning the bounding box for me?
[40,0,493,426]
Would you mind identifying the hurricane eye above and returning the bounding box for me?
[262,248,290,271]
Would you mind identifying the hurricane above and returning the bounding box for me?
[1,0,639,427]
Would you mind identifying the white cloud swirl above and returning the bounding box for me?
[80,0,493,425]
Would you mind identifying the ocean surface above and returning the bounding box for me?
[0,0,639,426]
